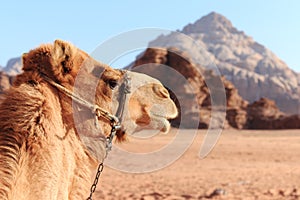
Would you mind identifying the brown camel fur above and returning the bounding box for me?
[0,40,177,200]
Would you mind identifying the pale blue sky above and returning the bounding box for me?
[1,0,299,72]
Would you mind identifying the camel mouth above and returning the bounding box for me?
[147,104,178,133]
[151,113,177,120]
[150,113,173,133]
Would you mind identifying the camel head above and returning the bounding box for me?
[20,40,178,143]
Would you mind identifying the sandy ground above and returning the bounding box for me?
[93,129,300,200]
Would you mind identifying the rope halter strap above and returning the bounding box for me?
[42,70,131,150]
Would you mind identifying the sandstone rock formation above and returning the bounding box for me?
[247,98,300,129]
[149,12,299,114]
[130,47,300,129]
[224,78,248,129]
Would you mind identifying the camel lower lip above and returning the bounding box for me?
[151,114,171,133]
[151,113,168,119]
[151,112,177,120]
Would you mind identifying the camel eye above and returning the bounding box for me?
[107,79,118,89]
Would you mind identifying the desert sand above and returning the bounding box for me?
[94,129,300,200]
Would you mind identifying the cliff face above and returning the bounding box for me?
[149,12,299,114]
[130,47,300,129]
[247,98,300,129]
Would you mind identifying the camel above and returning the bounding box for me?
[0,40,178,200]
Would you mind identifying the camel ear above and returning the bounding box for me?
[22,53,28,64]
[21,53,28,69]
[52,39,77,74]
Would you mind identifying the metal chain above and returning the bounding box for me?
[86,122,121,199]
[41,72,130,200]
[106,123,121,151]
[86,162,104,200]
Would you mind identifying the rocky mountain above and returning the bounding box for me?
[3,57,22,76]
[148,12,299,114]
[0,57,22,102]
[0,57,22,101]
[130,47,300,129]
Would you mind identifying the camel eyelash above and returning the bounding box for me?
[107,79,118,89]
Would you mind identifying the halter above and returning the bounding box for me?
[42,70,131,150]
[43,70,131,199]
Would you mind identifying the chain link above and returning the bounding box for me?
[86,162,104,200]
[42,72,130,199]
[86,123,121,199]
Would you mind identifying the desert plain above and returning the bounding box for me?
[94,129,300,200]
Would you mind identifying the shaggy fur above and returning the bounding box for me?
[0,40,178,200]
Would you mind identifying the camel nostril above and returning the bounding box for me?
[153,84,169,98]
